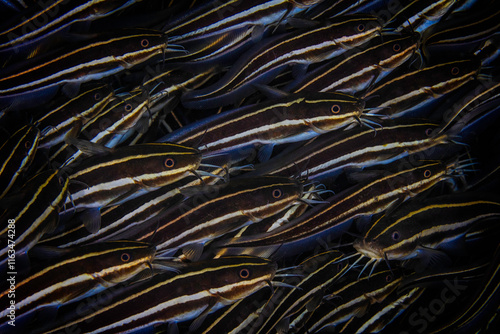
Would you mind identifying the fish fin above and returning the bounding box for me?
[415,246,452,272]
[61,82,81,98]
[251,24,265,42]
[276,317,290,334]
[65,137,113,156]
[188,299,217,333]
[292,63,308,79]
[106,185,140,207]
[258,144,275,162]
[306,292,324,312]
[253,83,289,99]
[168,322,180,334]
[80,208,101,234]
[124,269,155,285]
[182,243,205,261]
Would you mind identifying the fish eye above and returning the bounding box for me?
[141,39,149,48]
[58,176,65,185]
[425,128,433,136]
[357,24,365,32]
[424,169,432,178]
[124,103,133,112]
[451,67,460,75]
[94,93,102,101]
[331,104,341,114]
[392,43,401,52]
[24,141,31,149]
[272,188,283,199]
[121,253,131,262]
[164,158,176,168]
[239,268,250,279]
[386,274,393,282]
[337,263,344,271]
[391,231,400,240]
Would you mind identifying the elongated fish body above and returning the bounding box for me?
[291,33,420,95]
[0,241,155,327]
[0,170,68,267]
[128,175,303,257]
[42,160,228,248]
[63,143,201,213]
[182,15,382,109]
[198,288,271,334]
[221,158,464,254]
[161,92,364,160]
[0,29,168,110]
[35,83,115,150]
[299,268,403,334]
[251,120,447,180]
[165,0,323,43]
[384,0,457,33]
[354,193,500,263]
[364,58,481,118]
[0,0,144,52]
[0,124,40,198]
[423,9,500,54]
[429,246,500,334]
[338,286,424,334]
[164,0,324,66]
[255,250,348,334]
[44,256,277,334]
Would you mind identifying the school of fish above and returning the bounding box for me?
[0,0,499,333]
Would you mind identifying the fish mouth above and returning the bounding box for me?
[353,238,385,260]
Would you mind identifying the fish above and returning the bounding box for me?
[43,256,279,334]
[354,192,500,273]
[0,124,40,198]
[0,241,156,328]
[161,92,366,162]
[182,15,382,109]
[0,169,68,268]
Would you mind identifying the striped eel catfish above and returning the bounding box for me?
[41,156,229,248]
[383,0,458,33]
[0,124,40,198]
[164,0,324,43]
[0,28,171,110]
[0,0,144,52]
[61,143,202,220]
[163,0,324,65]
[34,83,115,150]
[60,87,159,166]
[182,15,382,109]
[160,92,366,162]
[290,32,420,95]
[0,241,155,328]
[124,175,304,259]
[430,246,500,333]
[197,288,271,334]
[364,57,482,118]
[220,158,467,256]
[295,268,404,334]
[254,250,349,334]
[353,192,500,274]
[302,0,374,20]
[249,119,450,180]
[44,256,278,334]
[423,8,500,56]
[338,287,425,334]
[0,169,68,268]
